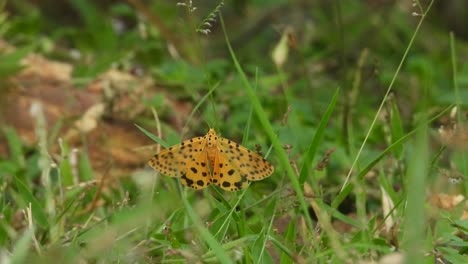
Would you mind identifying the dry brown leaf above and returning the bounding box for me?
[0,48,165,180]
[429,193,465,210]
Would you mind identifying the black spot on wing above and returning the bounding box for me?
[181,173,194,187]
[234,176,249,189]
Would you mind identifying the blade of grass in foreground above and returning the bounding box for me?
[331,104,454,209]
[339,0,434,193]
[3,127,25,167]
[201,236,254,261]
[450,32,468,193]
[219,13,314,233]
[279,220,297,263]
[13,176,48,228]
[181,194,234,264]
[401,119,429,263]
[9,228,34,264]
[136,124,169,148]
[390,100,404,159]
[299,89,339,188]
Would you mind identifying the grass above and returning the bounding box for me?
[1,0,467,263]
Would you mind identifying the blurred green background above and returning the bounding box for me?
[0,0,467,263]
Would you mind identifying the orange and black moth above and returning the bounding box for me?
[148,129,274,191]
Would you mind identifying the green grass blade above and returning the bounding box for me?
[299,89,339,186]
[401,122,429,263]
[219,13,314,233]
[332,104,453,208]
[135,123,170,148]
[78,151,94,182]
[3,126,25,167]
[59,140,73,187]
[271,234,296,262]
[13,177,49,228]
[390,101,404,159]
[0,46,32,79]
[9,228,34,264]
[181,196,234,264]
